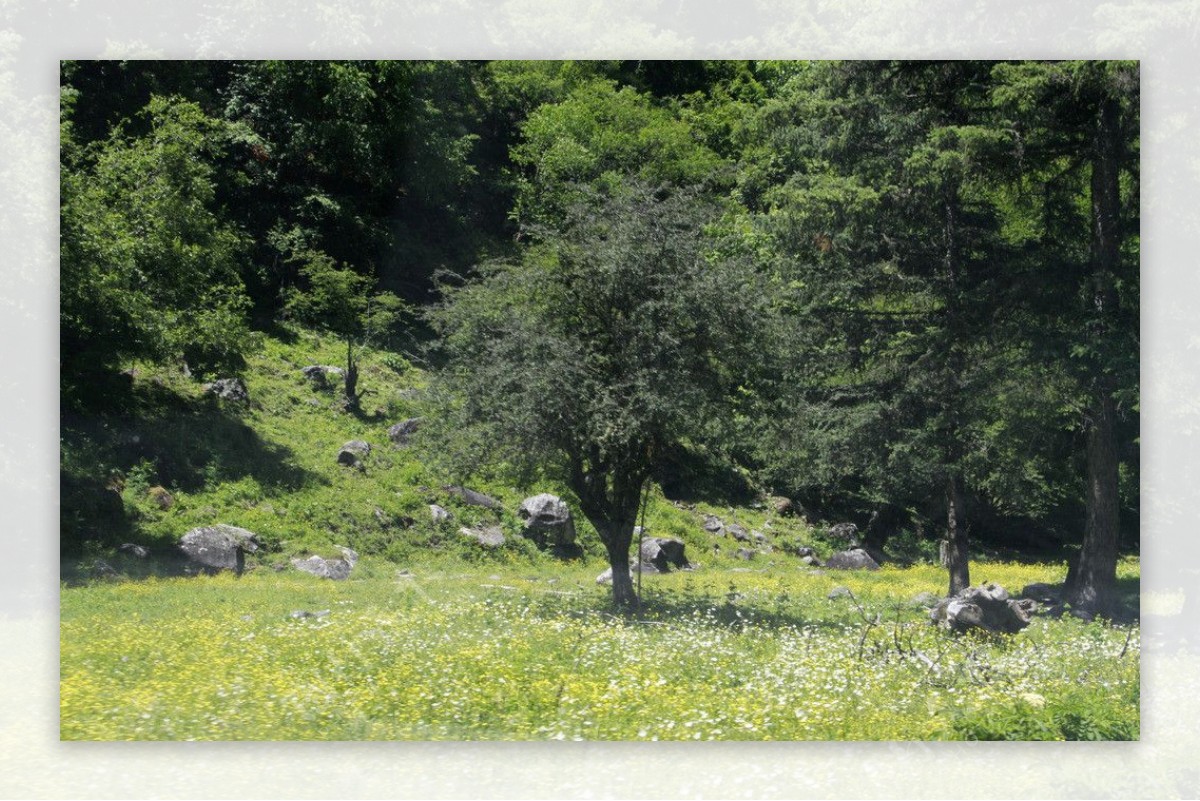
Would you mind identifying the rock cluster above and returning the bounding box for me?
[292,546,358,580]
[930,583,1036,634]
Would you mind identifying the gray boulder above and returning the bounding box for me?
[517,494,578,552]
[828,586,853,600]
[178,524,261,575]
[429,504,451,524]
[735,548,757,561]
[301,365,344,388]
[638,537,689,572]
[203,377,249,403]
[930,583,1035,634]
[292,546,358,580]
[702,515,725,534]
[910,591,941,608]
[443,485,504,512]
[725,524,751,543]
[460,525,505,548]
[387,417,423,446]
[118,543,150,559]
[337,440,371,468]
[824,548,880,571]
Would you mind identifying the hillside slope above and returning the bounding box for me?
[61,326,835,580]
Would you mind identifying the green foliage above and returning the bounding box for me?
[510,79,727,227]
[61,95,258,389]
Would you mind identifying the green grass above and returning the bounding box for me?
[59,325,1141,741]
[60,560,1140,741]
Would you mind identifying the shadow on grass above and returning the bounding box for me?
[61,377,326,555]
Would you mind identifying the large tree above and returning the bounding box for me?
[743,62,1023,594]
[61,93,257,396]
[991,61,1140,616]
[427,184,771,607]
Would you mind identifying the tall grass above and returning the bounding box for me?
[61,562,1139,741]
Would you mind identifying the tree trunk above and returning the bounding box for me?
[1067,90,1124,617]
[941,188,970,598]
[604,533,638,609]
[945,472,970,595]
[1069,389,1120,616]
[344,339,360,409]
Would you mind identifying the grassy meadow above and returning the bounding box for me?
[60,328,1140,741]
[60,560,1140,741]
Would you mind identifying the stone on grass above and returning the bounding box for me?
[203,377,249,403]
[292,546,358,580]
[443,485,504,511]
[638,537,689,572]
[429,504,451,524]
[460,525,505,548]
[337,440,371,468]
[824,548,880,571]
[828,586,853,600]
[387,417,423,446]
[517,494,578,554]
[930,582,1035,634]
[910,591,940,608]
[118,543,150,559]
[301,365,344,388]
[726,524,751,543]
[147,486,174,510]
[178,524,261,575]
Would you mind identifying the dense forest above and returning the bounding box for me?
[60,60,1139,616]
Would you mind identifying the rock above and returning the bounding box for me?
[147,486,174,510]
[292,546,358,580]
[726,524,751,543]
[387,417,423,446]
[702,515,724,534]
[337,440,371,468]
[460,525,505,548]
[118,543,150,559]
[752,530,768,544]
[911,591,940,607]
[828,586,853,600]
[203,377,249,403]
[301,365,344,388]
[800,555,820,566]
[767,495,796,516]
[824,548,880,571]
[517,494,578,551]
[638,537,689,572]
[443,485,504,512]
[735,548,757,561]
[596,566,623,584]
[820,548,868,570]
[429,504,451,524]
[930,582,1034,634]
[177,524,261,575]
[828,522,860,545]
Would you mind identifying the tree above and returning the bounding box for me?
[509,78,727,229]
[427,184,771,607]
[991,61,1140,616]
[741,62,1042,594]
[283,250,406,411]
[61,94,257,398]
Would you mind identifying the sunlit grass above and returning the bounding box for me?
[61,561,1139,741]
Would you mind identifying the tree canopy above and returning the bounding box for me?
[59,60,1139,613]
